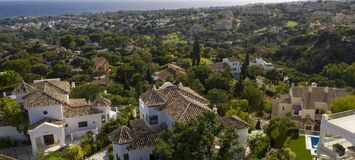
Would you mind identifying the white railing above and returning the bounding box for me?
[328,110,355,120]
[299,129,320,135]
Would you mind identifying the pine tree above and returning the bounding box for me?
[192,37,200,66]
[235,52,250,96]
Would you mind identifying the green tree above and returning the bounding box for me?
[51,63,73,79]
[0,97,24,131]
[266,117,297,149]
[60,34,76,49]
[191,37,201,66]
[330,96,355,113]
[153,112,241,160]
[240,80,265,114]
[70,84,104,101]
[206,88,229,104]
[32,63,51,76]
[0,71,22,87]
[263,148,296,160]
[2,59,31,75]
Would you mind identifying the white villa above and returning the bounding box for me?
[254,57,274,71]
[10,78,116,154]
[209,57,242,78]
[110,82,250,160]
[318,110,355,159]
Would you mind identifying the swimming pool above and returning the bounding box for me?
[305,135,320,155]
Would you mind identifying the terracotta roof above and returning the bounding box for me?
[69,99,88,107]
[110,126,134,144]
[11,81,36,95]
[63,105,103,118]
[209,62,224,70]
[225,56,239,62]
[110,121,167,149]
[291,87,347,109]
[219,115,250,130]
[93,95,111,107]
[140,84,211,123]
[28,118,64,130]
[154,63,186,82]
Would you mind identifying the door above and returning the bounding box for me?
[43,134,54,145]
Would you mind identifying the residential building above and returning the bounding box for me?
[10,79,116,154]
[110,82,249,160]
[272,85,347,131]
[318,110,355,159]
[252,57,274,71]
[209,57,242,78]
[152,63,186,82]
[93,57,110,73]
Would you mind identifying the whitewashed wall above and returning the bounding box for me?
[0,126,27,140]
[237,128,249,147]
[64,114,102,136]
[28,104,63,125]
[129,146,154,160]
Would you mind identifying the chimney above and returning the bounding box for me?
[311,82,317,87]
[178,82,183,88]
[64,94,69,102]
[213,105,218,114]
[71,82,76,88]
[153,85,157,91]
[2,92,6,97]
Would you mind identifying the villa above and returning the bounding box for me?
[272,85,347,131]
[318,110,355,159]
[152,63,186,82]
[110,82,249,160]
[10,78,116,154]
[209,57,242,78]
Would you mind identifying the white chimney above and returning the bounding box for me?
[311,82,317,87]
[64,94,69,102]
[213,105,218,114]
[71,82,76,88]
[2,92,6,97]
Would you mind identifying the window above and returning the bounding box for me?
[101,115,106,123]
[43,111,48,115]
[124,153,129,160]
[78,121,88,128]
[149,115,158,125]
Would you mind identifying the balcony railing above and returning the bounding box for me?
[328,110,355,120]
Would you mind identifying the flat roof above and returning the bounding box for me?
[329,114,355,134]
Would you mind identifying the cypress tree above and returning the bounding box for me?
[192,37,200,66]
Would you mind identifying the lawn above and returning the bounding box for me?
[286,136,315,160]
[285,21,299,28]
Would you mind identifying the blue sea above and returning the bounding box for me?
[0,0,300,19]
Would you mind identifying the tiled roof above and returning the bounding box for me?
[63,105,103,118]
[140,84,211,123]
[209,62,224,70]
[28,118,64,130]
[225,56,239,62]
[93,95,111,107]
[11,81,36,95]
[154,63,186,82]
[127,123,167,151]
[291,87,347,109]
[110,120,167,150]
[219,115,250,130]
[110,126,134,144]
[19,79,104,117]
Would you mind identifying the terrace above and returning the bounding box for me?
[317,110,355,159]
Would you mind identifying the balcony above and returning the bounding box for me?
[70,127,98,141]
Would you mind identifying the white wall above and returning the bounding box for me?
[129,146,154,160]
[64,114,102,136]
[0,126,27,140]
[28,104,63,125]
[237,128,249,147]
[113,143,130,160]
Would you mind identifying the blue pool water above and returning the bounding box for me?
[310,136,319,149]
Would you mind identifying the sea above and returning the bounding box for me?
[0,0,300,19]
